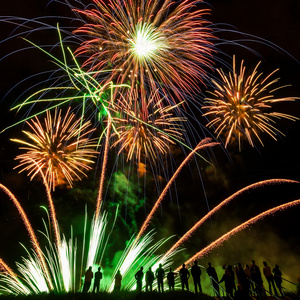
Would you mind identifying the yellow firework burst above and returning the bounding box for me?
[202,56,298,149]
[12,108,99,190]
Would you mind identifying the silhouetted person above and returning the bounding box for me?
[250,260,263,297]
[114,270,122,291]
[83,266,93,293]
[191,260,202,294]
[227,265,236,292]
[219,266,235,298]
[244,264,254,295]
[234,283,251,300]
[167,267,176,291]
[155,263,165,292]
[145,267,155,292]
[179,263,190,291]
[207,262,219,297]
[235,263,249,296]
[135,266,144,292]
[93,266,103,293]
[263,261,278,296]
[273,264,284,297]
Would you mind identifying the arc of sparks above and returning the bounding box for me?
[164,179,299,258]
[0,258,18,281]
[178,198,300,270]
[135,138,220,242]
[0,184,53,290]
[95,117,112,221]
[37,161,61,249]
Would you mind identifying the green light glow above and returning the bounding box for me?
[0,205,178,294]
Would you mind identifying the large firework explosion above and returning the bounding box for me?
[0,0,300,297]
[202,56,298,149]
[73,0,214,105]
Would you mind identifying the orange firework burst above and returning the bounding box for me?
[202,56,298,149]
[109,89,185,163]
[74,0,214,104]
[12,108,99,191]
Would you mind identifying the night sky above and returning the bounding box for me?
[1,0,300,293]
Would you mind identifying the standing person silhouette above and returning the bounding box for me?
[135,266,144,292]
[179,263,190,291]
[207,262,219,296]
[219,266,235,298]
[145,267,155,292]
[167,267,176,291]
[93,266,103,293]
[263,261,278,296]
[273,264,284,297]
[250,260,263,297]
[191,260,202,294]
[155,263,165,292]
[244,264,254,295]
[82,266,93,293]
[114,270,122,291]
[235,263,249,296]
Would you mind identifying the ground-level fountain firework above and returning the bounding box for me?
[0,174,299,295]
[0,0,300,297]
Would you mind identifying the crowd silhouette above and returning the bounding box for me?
[82,259,294,299]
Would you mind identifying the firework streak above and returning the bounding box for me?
[164,179,299,257]
[179,198,300,269]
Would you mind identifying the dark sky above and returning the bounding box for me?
[1,0,300,292]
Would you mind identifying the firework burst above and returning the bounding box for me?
[202,56,298,149]
[109,89,185,163]
[11,107,99,191]
[74,0,214,104]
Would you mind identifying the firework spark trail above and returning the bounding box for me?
[164,179,299,257]
[74,0,214,105]
[32,161,61,249]
[43,174,61,249]
[21,158,61,249]
[95,118,111,220]
[202,56,298,149]
[16,249,49,293]
[0,258,18,282]
[57,234,76,292]
[177,198,300,270]
[0,184,53,290]
[0,259,31,295]
[85,212,108,269]
[106,231,178,292]
[135,138,219,242]
[3,33,130,135]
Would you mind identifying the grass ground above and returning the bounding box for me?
[0,291,215,300]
